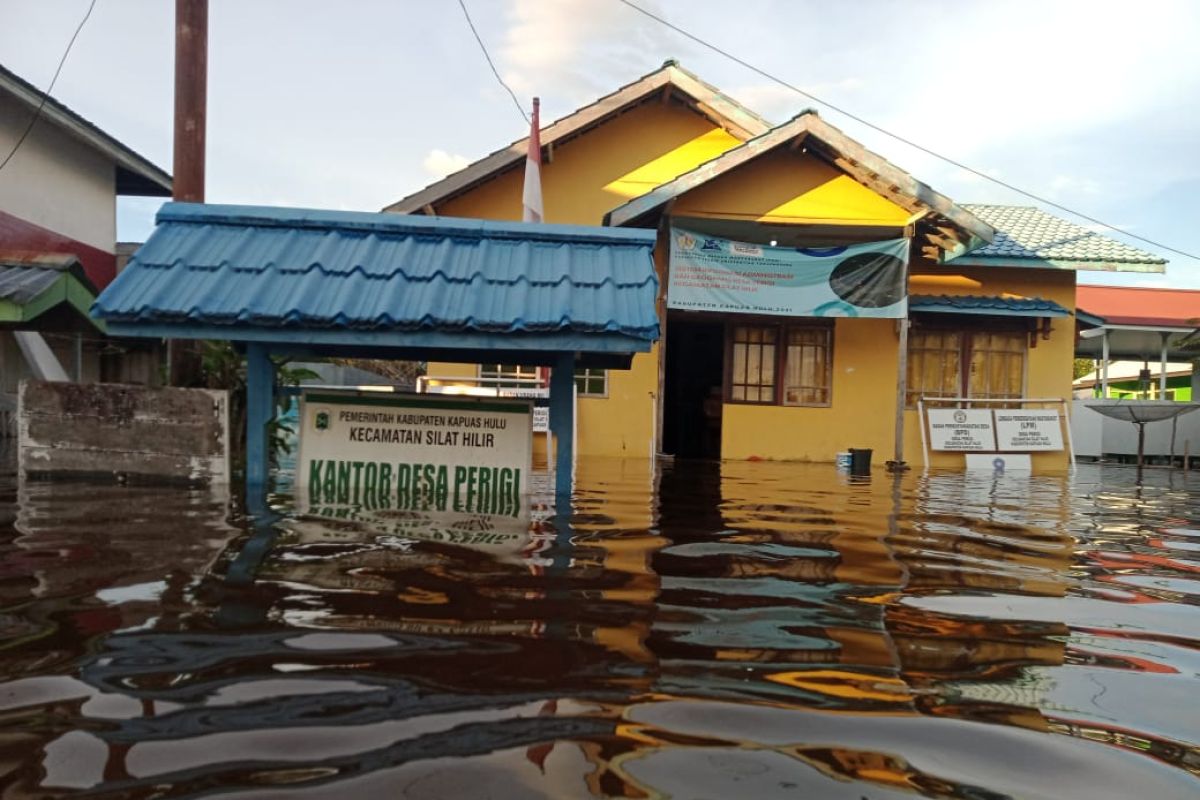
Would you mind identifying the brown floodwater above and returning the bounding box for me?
[0,455,1198,799]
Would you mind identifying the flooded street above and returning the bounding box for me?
[1,457,1198,799]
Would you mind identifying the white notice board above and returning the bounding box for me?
[297,390,533,506]
[927,408,997,451]
[994,410,1064,451]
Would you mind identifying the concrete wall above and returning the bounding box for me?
[0,93,116,255]
[18,381,229,484]
[1071,400,1200,459]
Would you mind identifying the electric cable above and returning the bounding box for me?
[456,0,530,125]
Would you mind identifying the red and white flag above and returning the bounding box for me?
[522,97,543,223]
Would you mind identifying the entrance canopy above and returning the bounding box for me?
[93,203,659,368]
[92,203,660,495]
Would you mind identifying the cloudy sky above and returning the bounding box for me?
[4,0,1198,287]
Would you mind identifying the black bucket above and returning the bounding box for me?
[849,448,872,476]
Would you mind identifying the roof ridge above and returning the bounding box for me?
[383,61,770,215]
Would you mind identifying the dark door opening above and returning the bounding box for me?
[663,318,725,458]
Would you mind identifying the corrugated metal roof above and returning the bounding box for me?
[1076,284,1200,328]
[93,203,660,341]
[0,264,66,304]
[959,205,1165,266]
[910,294,1071,317]
[0,253,92,303]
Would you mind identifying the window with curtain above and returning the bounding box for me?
[783,327,832,406]
[728,323,832,406]
[730,325,778,403]
[906,328,1027,406]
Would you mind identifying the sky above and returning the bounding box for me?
[3,0,1199,288]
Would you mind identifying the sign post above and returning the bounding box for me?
[296,390,533,510]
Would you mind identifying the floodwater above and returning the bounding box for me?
[1,456,1198,799]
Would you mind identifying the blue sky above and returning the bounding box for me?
[4,0,1198,287]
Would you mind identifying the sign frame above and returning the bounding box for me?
[296,389,534,506]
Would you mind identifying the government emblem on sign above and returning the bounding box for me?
[954,410,968,424]
[315,411,330,431]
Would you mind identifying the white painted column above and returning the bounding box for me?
[1100,331,1109,398]
[1160,333,1170,398]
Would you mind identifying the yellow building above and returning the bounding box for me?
[387,62,1165,470]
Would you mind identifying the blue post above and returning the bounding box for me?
[245,342,275,494]
[550,352,576,501]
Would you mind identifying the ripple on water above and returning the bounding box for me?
[0,460,1197,798]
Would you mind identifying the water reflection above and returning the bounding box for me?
[0,459,1197,798]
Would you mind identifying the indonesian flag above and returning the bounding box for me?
[522,97,543,223]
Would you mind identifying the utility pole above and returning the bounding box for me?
[169,0,207,385]
[173,0,206,203]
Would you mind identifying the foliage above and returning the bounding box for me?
[200,341,319,471]
[1072,358,1096,380]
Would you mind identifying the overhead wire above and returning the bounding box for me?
[0,0,99,176]
[615,0,1198,262]
[456,0,530,125]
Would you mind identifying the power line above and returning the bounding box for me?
[615,0,1199,262]
[456,0,530,126]
[0,0,98,175]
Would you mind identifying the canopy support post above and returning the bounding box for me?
[1100,331,1110,397]
[245,342,275,494]
[550,352,576,501]
[1160,332,1170,398]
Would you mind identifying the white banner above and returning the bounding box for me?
[994,410,1064,451]
[927,408,997,451]
[297,391,533,508]
[669,227,908,318]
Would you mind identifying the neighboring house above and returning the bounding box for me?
[1074,361,1194,401]
[1074,285,1200,401]
[388,61,1167,469]
[0,63,171,416]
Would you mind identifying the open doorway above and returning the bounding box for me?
[663,317,725,458]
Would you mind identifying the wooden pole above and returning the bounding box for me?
[173,0,207,203]
[890,235,913,471]
[892,316,910,469]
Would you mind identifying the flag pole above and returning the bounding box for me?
[522,97,543,223]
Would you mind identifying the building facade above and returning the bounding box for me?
[388,63,1165,470]
[0,63,171,406]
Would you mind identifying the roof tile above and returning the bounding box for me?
[92,204,660,342]
[961,205,1165,265]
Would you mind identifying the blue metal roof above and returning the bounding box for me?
[92,203,659,342]
[910,294,1071,317]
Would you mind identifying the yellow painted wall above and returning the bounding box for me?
[420,94,1077,471]
[438,101,742,224]
[904,265,1076,472]
[429,99,745,458]
[672,149,911,225]
[721,318,899,461]
[722,265,1075,470]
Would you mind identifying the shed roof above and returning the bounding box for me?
[0,252,101,329]
[603,111,994,259]
[0,63,171,197]
[92,204,659,360]
[951,206,1166,272]
[384,60,770,215]
[1075,285,1199,329]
